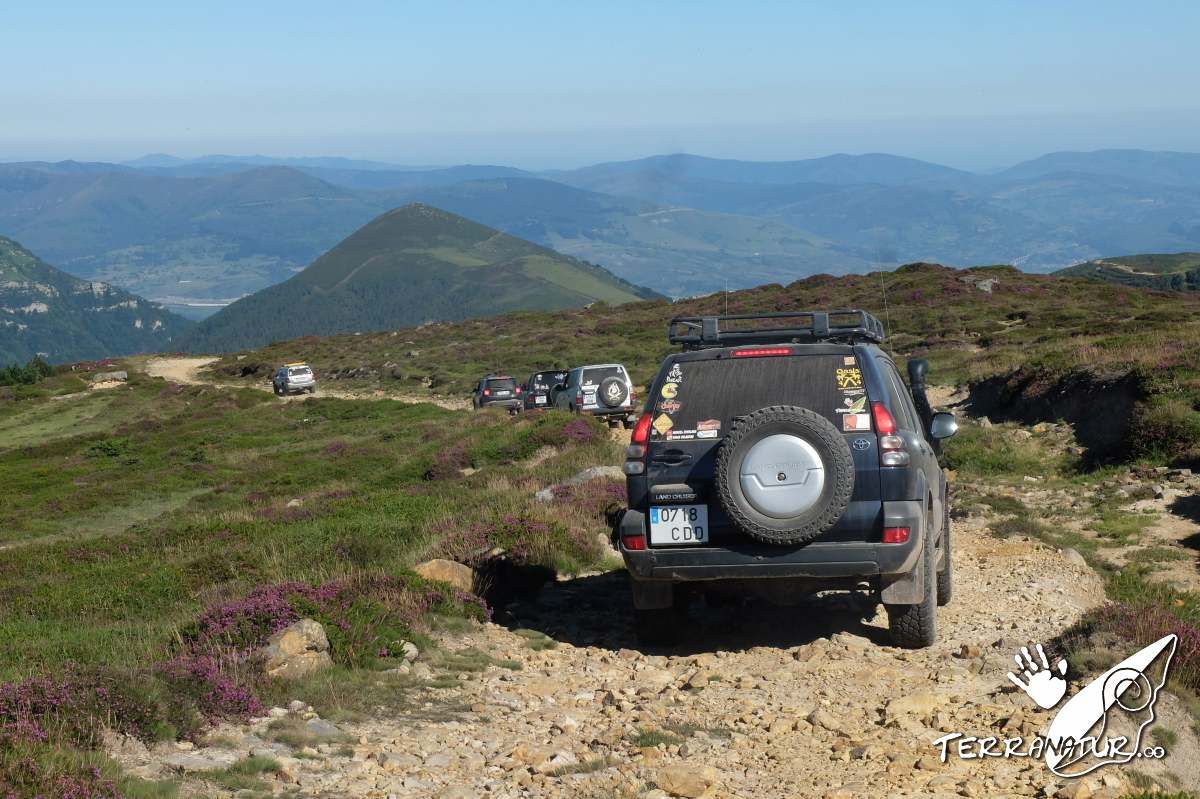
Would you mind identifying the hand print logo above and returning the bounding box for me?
[1007,643,1068,709]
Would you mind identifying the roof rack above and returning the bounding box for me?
[667,310,885,350]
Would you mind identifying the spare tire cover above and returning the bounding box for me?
[716,405,855,545]
[599,376,628,408]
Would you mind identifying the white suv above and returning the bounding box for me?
[272,363,316,396]
[553,363,637,428]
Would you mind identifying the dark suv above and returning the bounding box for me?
[471,375,522,413]
[615,311,957,648]
[522,370,568,411]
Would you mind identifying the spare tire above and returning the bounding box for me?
[716,405,854,545]
[598,376,628,408]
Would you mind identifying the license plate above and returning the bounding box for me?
[584,393,596,404]
[535,396,547,405]
[494,390,510,397]
[649,505,709,545]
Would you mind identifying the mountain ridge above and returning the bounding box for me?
[0,236,192,363]
[177,204,659,353]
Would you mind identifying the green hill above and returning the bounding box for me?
[0,236,192,364]
[210,262,1200,464]
[1055,252,1200,290]
[179,204,659,352]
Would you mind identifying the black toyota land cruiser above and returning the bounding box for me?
[616,310,957,648]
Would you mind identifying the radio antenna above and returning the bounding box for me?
[873,238,892,336]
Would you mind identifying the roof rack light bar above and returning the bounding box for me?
[667,309,885,350]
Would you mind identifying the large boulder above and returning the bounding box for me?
[413,558,474,593]
[262,618,333,680]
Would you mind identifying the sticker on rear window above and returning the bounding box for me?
[843,356,856,365]
[652,413,674,436]
[666,364,684,384]
[835,395,867,415]
[697,419,721,431]
[667,429,696,441]
[842,413,871,431]
[836,367,863,390]
[658,399,681,414]
[660,383,679,399]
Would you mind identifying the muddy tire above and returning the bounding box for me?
[886,523,937,648]
[715,406,854,546]
[936,501,952,607]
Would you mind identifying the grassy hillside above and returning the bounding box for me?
[1056,252,1200,291]
[210,262,1200,463]
[179,204,658,353]
[0,361,623,794]
[0,237,192,364]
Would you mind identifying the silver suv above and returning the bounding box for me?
[272,363,316,396]
[552,363,637,428]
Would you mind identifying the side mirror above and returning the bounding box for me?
[929,412,958,440]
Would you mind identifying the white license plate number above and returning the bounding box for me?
[535,396,547,405]
[649,505,709,545]
[494,390,510,397]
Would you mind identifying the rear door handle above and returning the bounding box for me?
[652,451,693,466]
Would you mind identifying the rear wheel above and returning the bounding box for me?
[886,522,937,648]
[273,383,282,396]
[936,502,952,606]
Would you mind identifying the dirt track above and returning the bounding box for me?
[142,356,470,410]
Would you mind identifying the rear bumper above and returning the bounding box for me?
[582,405,635,418]
[618,500,924,582]
[281,382,315,393]
[479,399,521,410]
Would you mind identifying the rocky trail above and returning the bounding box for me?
[112,506,1200,799]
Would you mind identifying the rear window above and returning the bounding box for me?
[530,372,566,390]
[288,367,311,376]
[581,366,623,386]
[648,354,868,442]
[486,378,517,390]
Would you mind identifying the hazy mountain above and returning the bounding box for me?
[998,149,1200,188]
[178,204,659,353]
[0,236,191,364]
[4,149,1200,307]
[1055,252,1200,291]
[0,164,387,311]
[550,152,969,189]
[398,177,869,296]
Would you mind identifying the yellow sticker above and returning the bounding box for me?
[652,413,674,435]
[835,367,863,390]
[660,382,679,399]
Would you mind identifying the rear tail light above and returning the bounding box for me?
[732,347,792,358]
[882,526,910,544]
[871,402,896,435]
[483,388,491,397]
[575,390,583,405]
[622,533,647,551]
[631,413,652,445]
[515,386,522,394]
[623,461,645,475]
[872,402,910,466]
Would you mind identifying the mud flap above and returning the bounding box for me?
[879,549,925,605]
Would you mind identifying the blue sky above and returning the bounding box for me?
[2,1,1197,168]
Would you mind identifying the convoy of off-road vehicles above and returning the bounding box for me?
[273,308,957,649]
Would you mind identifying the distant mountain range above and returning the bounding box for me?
[0,236,191,364]
[177,205,658,353]
[1055,252,1200,291]
[2,148,1199,311]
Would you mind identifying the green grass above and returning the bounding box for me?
[513,628,558,651]
[1151,725,1178,748]
[630,728,686,748]
[1089,507,1157,543]
[201,755,280,792]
